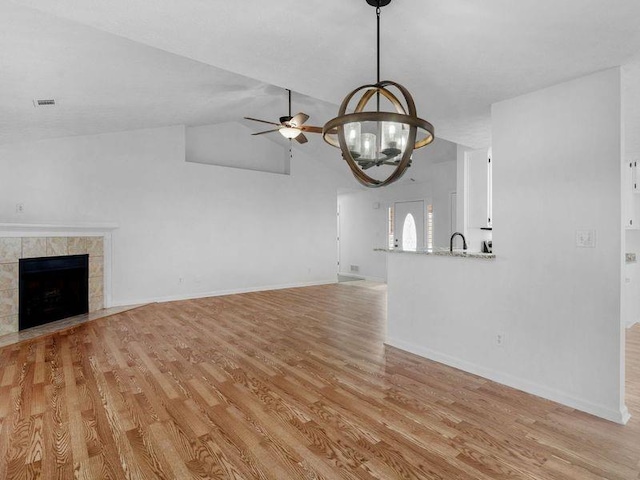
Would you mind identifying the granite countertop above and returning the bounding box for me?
[374,248,495,259]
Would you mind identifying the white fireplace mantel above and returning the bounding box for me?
[0,222,118,237]
[0,222,118,310]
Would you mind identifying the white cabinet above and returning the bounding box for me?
[625,161,639,229]
[467,148,492,229]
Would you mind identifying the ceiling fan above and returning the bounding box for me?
[244,89,322,144]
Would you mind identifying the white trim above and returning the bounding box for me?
[103,234,113,309]
[362,275,386,283]
[627,320,638,328]
[620,406,632,424]
[0,223,118,237]
[111,279,338,307]
[338,272,386,283]
[386,336,631,425]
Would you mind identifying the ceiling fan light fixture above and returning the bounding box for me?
[279,126,302,139]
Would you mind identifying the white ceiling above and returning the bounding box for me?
[3,0,640,148]
[0,1,340,145]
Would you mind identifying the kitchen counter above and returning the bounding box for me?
[374,248,495,259]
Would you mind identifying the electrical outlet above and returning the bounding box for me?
[496,332,505,346]
[15,203,24,214]
[576,229,596,248]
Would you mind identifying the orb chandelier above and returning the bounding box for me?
[322,0,434,188]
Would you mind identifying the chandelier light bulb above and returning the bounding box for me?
[361,133,377,159]
[345,123,362,157]
[381,121,403,156]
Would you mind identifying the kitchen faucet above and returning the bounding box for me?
[450,232,467,252]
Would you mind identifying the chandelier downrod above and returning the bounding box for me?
[376,5,381,111]
[377,5,380,84]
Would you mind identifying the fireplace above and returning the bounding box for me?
[19,254,89,330]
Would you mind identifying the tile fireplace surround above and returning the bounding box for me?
[0,223,116,336]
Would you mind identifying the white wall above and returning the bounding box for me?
[455,145,468,234]
[337,191,388,281]
[0,125,348,305]
[337,139,458,281]
[431,160,458,249]
[186,122,290,175]
[622,58,640,328]
[624,232,640,327]
[387,68,627,423]
[461,147,493,252]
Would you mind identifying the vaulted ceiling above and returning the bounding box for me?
[3,0,640,148]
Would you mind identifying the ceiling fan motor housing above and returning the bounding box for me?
[366,0,391,6]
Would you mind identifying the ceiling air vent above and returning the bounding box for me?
[33,99,56,107]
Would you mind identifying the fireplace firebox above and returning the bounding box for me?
[19,254,89,330]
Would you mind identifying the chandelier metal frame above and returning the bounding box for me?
[322,0,435,187]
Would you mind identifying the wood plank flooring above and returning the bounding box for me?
[0,282,640,479]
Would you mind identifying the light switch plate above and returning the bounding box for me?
[576,229,596,248]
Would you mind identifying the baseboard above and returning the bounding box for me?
[627,320,638,329]
[338,272,386,283]
[386,337,630,425]
[620,406,632,424]
[111,279,338,307]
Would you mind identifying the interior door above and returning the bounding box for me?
[394,200,425,251]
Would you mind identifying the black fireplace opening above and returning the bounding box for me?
[19,254,89,331]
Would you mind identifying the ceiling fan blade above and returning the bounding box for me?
[295,133,309,144]
[289,113,309,127]
[252,128,281,136]
[300,125,323,134]
[244,117,281,126]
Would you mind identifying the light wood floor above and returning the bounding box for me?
[1,282,639,479]
[0,304,145,349]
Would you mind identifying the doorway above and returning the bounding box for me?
[393,200,425,251]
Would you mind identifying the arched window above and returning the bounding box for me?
[402,213,417,251]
